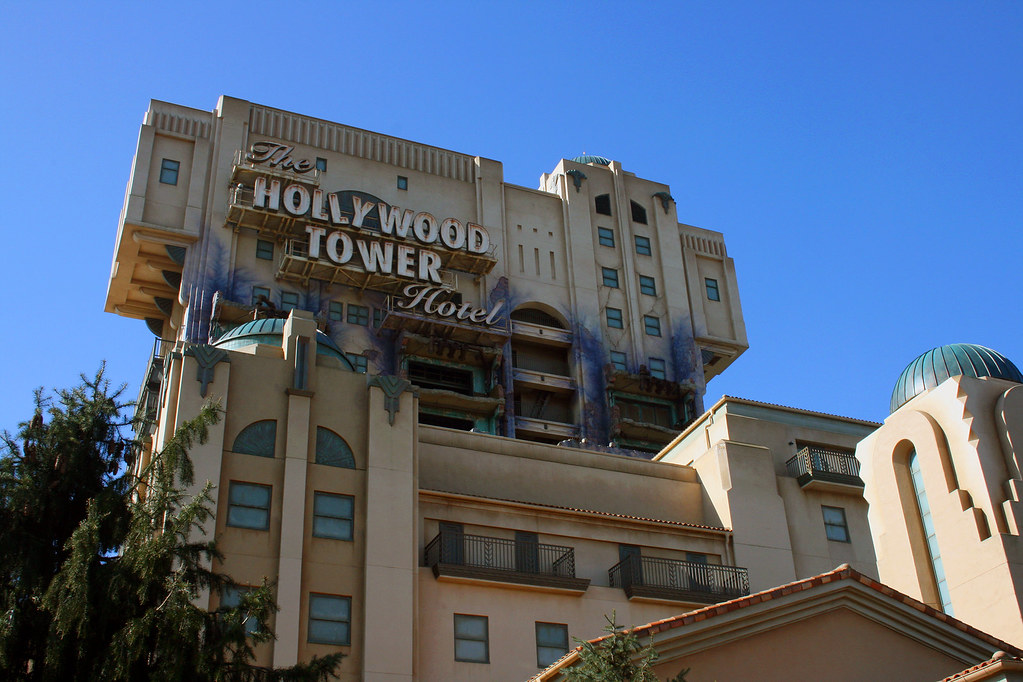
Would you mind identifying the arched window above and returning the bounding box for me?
[315,427,355,468]
[630,200,647,224]
[908,449,954,615]
[510,307,566,330]
[232,420,276,458]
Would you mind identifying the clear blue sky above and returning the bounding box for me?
[1,1,1020,430]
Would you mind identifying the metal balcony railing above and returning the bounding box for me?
[785,446,863,488]
[424,529,589,592]
[133,337,168,429]
[608,555,749,604]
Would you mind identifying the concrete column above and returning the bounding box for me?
[362,380,418,681]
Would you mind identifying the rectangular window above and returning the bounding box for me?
[220,585,259,635]
[373,307,385,328]
[594,194,612,216]
[639,275,657,296]
[308,594,351,646]
[347,304,369,326]
[227,482,271,530]
[597,227,615,248]
[643,315,661,337]
[606,307,624,329]
[823,506,850,542]
[315,157,327,171]
[328,301,344,321]
[634,236,652,256]
[610,351,627,372]
[705,277,720,301]
[454,614,489,663]
[159,158,180,185]
[536,622,569,668]
[251,286,271,306]
[347,353,368,374]
[313,492,354,540]
[397,175,408,190]
[281,291,299,311]
[601,267,619,288]
[649,358,666,380]
[255,239,274,260]
[630,200,648,224]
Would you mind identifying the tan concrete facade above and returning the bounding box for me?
[108,97,1023,680]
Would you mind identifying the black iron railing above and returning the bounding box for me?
[425,529,577,578]
[608,555,749,603]
[785,446,862,486]
[134,338,168,428]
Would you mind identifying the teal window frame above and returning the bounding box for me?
[313,492,354,541]
[643,315,661,337]
[597,227,615,247]
[328,301,344,321]
[397,175,408,190]
[315,157,327,171]
[233,420,276,458]
[610,351,627,372]
[226,482,271,530]
[639,275,656,296]
[601,267,619,288]
[634,236,652,256]
[649,357,666,379]
[256,239,274,260]
[606,308,624,329]
[315,427,355,468]
[281,291,299,311]
[347,304,369,326]
[347,353,368,374]
[705,278,720,301]
[252,286,271,305]
[159,158,180,185]
[308,594,351,646]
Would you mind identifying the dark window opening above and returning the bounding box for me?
[616,398,674,428]
[630,200,648,224]
[594,194,612,216]
[409,361,474,395]
[510,307,565,329]
[419,412,475,430]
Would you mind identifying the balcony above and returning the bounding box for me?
[786,446,864,492]
[134,337,167,433]
[609,556,749,605]
[424,530,590,594]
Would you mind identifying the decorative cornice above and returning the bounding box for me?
[367,374,416,426]
[183,344,230,397]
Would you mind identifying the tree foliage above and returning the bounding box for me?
[563,613,687,682]
[0,368,343,681]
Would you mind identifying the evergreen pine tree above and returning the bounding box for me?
[0,368,343,680]
[563,613,688,682]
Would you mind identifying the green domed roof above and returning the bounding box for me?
[571,154,611,166]
[213,318,354,370]
[890,343,1023,414]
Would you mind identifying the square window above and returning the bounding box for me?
[643,315,661,337]
[220,585,260,635]
[251,286,271,306]
[823,506,850,542]
[536,622,569,668]
[159,158,180,185]
[328,301,344,322]
[705,277,720,301]
[397,175,408,190]
[256,239,274,260]
[347,353,368,374]
[454,614,489,663]
[347,304,369,326]
[597,227,615,248]
[601,267,619,288]
[315,157,327,172]
[634,236,652,256]
[610,351,627,372]
[227,482,271,530]
[313,492,354,540]
[606,307,624,329]
[372,307,385,328]
[281,292,299,311]
[639,275,657,296]
[649,357,666,380]
[308,594,351,646]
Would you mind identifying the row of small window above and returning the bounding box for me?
[600,268,658,296]
[225,588,352,647]
[455,614,568,668]
[609,352,666,379]
[226,482,354,540]
[597,228,653,256]
[250,286,384,326]
[233,422,357,466]
[605,309,661,336]
[594,194,648,225]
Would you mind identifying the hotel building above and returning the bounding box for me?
[106,97,1023,681]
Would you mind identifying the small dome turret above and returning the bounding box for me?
[213,318,355,370]
[571,154,611,166]
[890,343,1023,414]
